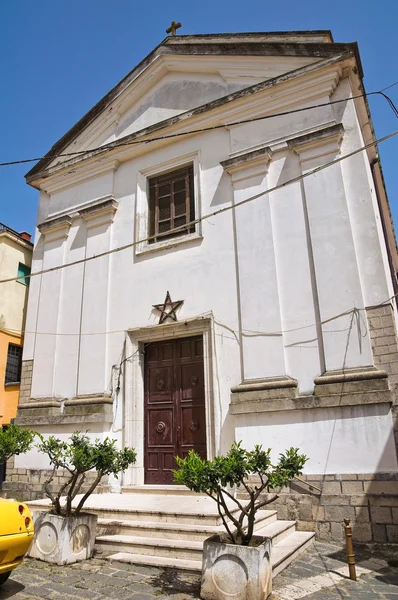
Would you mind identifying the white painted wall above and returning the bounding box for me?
[235,403,398,474]
[22,67,398,475]
[14,425,108,470]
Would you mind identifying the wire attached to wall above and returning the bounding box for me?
[1,126,398,288]
[0,84,397,168]
[110,343,151,433]
[2,293,398,340]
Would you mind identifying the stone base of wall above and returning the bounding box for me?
[14,394,114,427]
[238,472,398,545]
[0,458,109,501]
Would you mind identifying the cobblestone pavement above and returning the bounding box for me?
[0,542,397,600]
[272,542,398,599]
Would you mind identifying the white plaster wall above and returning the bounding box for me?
[108,131,240,454]
[14,425,109,470]
[232,172,286,381]
[77,220,112,395]
[30,236,65,398]
[229,96,335,156]
[334,79,394,306]
[115,73,229,140]
[48,172,114,217]
[25,74,398,474]
[53,221,85,399]
[268,153,323,391]
[299,147,373,371]
[235,403,398,474]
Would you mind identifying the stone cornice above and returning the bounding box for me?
[37,214,72,241]
[231,375,297,394]
[288,123,344,161]
[64,394,113,406]
[79,198,118,228]
[314,366,388,385]
[17,400,61,409]
[230,366,391,415]
[221,146,272,183]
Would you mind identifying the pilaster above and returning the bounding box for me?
[289,124,373,372]
[31,215,70,398]
[76,199,118,395]
[222,146,288,383]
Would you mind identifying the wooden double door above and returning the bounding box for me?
[144,335,207,484]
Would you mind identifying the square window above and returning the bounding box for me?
[148,165,195,244]
[17,263,31,286]
[5,344,22,385]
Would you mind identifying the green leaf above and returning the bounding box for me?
[174,442,307,546]
[0,424,36,464]
[37,431,137,516]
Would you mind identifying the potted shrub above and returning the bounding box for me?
[174,442,307,600]
[0,424,36,462]
[0,424,36,483]
[29,432,136,565]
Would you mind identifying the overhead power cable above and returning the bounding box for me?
[0,85,397,168]
[0,126,397,287]
[380,80,398,92]
[379,92,398,119]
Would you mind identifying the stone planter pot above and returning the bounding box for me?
[201,534,272,600]
[28,511,98,565]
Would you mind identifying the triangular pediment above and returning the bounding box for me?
[67,55,323,154]
[27,32,360,181]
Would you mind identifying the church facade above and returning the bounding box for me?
[7,31,398,543]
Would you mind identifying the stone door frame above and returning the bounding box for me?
[123,315,217,486]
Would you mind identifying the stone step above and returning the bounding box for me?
[271,531,316,578]
[255,519,297,546]
[96,509,277,541]
[95,517,299,561]
[121,485,206,497]
[108,552,202,572]
[105,531,315,576]
[91,508,236,526]
[28,494,239,527]
[96,534,205,560]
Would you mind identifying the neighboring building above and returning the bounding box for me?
[8,31,398,543]
[0,224,32,426]
[0,224,32,481]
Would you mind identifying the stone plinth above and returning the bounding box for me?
[201,534,272,600]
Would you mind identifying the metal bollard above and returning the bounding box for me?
[344,518,357,581]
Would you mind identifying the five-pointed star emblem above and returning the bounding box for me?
[153,291,184,324]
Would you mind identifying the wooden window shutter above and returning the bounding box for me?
[148,165,195,243]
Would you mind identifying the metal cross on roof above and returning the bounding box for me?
[166,21,182,36]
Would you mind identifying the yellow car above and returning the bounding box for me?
[0,498,34,585]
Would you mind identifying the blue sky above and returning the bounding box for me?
[1,0,397,235]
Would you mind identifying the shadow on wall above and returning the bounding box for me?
[117,80,229,138]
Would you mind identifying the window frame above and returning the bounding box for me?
[148,165,195,244]
[4,343,23,386]
[135,152,202,255]
[17,262,31,286]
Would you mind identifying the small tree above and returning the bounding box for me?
[37,432,136,516]
[0,424,36,464]
[174,442,307,546]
